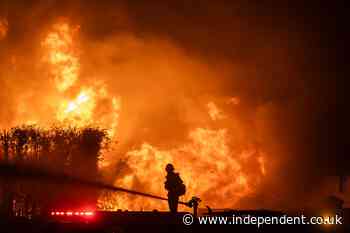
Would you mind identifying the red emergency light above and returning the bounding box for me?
[51,211,95,217]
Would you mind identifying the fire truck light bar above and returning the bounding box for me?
[51,211,94,216]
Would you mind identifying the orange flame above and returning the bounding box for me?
[98,127,266,210]
[41,22,120,138]
[57,88,96,126]
[42,22,80,92]
[207,101,225,121]
[5,20,269,211]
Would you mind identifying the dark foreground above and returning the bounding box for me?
[0,210,349,233]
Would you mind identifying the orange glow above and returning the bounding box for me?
[57,88,96,126]
[5,20,269,211]
[42,22,79,92]
[40,22,121,138]
[84,211,94,216]
[0,18,8,40]
[51,211,94,217]
[98,127,266,210]
[228,97,240,105]
[258,156,266,175]
[207,102,224,121]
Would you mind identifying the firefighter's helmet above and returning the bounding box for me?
[165,163,174,172]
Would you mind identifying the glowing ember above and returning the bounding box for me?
[0,18,8,40]
[207,101,225,121]
[258,156,266,175]
[228,97,240,105]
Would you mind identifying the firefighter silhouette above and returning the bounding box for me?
[164,163,186,213]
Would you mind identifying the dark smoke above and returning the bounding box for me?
[0,1,345,210]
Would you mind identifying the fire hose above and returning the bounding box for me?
[0,163,200,211]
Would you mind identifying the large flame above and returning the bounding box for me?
[43,21,266,210]
[57,88,96,124]
[42,22,80,92]
[4,20,268,211]
[41,22,120,137]
[98,126,266,210]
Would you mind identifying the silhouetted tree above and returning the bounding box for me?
[0,125,110,215]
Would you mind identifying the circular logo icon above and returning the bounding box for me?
[183,213,194,225]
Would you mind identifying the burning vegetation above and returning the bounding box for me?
[98,128,266,211]
[1,1,324,213]
[0,19,268,212]
[0,125,109,215]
